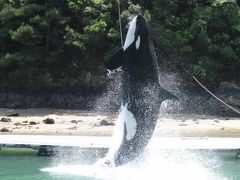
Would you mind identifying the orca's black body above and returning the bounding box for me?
[104,14,177,167]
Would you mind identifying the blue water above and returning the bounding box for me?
[0,148,240,180]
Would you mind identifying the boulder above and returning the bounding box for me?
[71,120,78,124]
[29,121,37,125]
[14,122,22,126]
[0,117,11,122]
[43,118,55,124]
[0,127,9,132]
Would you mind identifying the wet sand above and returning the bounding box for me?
[0,108,240,137]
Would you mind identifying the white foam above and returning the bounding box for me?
[41,164,111,179]
[41,150,226,180]
[123,16,137,51]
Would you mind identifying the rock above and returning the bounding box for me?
[14,122,22,126]
[7,113,19,117]
[99,119,114,126]
[214,120,220,123]
[29,121,37,125]
[71,120,78,124]
[179,123,188,126]
[43,118,55,124]
[0,127,9,132]
[0,117,11,122]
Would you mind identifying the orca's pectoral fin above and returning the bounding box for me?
[106,48,124,70]
[159,86,178,101]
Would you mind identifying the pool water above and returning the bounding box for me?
[216,152,240,180]
[0,148,239,180]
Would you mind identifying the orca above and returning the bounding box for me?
[101,14,177,167]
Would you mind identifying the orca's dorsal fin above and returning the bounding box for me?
[106,48,124,70]
[159,85,178,101]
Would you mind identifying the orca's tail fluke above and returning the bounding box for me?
[159,86,178,101]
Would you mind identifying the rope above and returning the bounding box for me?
[117,0,123,47]
[181,66,240,116]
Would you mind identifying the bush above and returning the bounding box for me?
[149,0,240,81]
[0,0,239,88]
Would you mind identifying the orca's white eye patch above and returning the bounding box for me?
[136,36,140,50]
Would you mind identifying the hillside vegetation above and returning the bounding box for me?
[0,0,239,88]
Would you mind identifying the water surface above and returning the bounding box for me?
[0,148,240,180]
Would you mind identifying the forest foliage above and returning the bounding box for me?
[0,0,239,87]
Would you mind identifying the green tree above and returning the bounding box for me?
[149,0,240,82]
[0,0,239,88]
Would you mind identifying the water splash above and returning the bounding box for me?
[41,148,226,180]
[41,70,228,179]
[93,69,122,114]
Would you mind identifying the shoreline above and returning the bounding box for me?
[0,108,240,137]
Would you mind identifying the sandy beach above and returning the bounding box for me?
[0,108,240,137]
